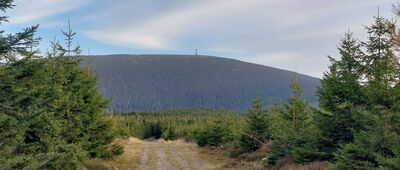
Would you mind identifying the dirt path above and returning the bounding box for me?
[139,144,149,170]
[102,138,228,170]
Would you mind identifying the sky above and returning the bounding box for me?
[2,0,396,78]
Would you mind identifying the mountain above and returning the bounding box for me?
[81,54,320,113]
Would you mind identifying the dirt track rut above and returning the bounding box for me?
[137,139,221,170]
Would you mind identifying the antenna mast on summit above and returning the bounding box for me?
[377,6,380,18]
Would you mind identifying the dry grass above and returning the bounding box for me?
[221,145,267,170]
[147,142,158,170]
[277,161,327,170]
[82,137,143,170]
[163,143,185,170]
[81,138,327,170]
[216,144,327,170]
[271,157,327,170]
[80,159,113,170]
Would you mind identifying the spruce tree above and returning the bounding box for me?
[266,81,319,164]
[195,112,235,147]
[58,20,82,56]
[0,0,40,62]
[362,15,400,110]
[285,80,310,130]
[238,97,269,152]
[332,15,400,169]
[0,1,121,168]
[316,32,368,160]
[284,81,321,162]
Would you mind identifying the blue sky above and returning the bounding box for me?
[2,0,395,77]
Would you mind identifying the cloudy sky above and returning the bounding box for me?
[2,0,396,77]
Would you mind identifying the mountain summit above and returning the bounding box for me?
[82,54,320,113]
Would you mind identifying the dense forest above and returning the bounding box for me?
[2,0,400,169]
[112,109,242,141]
[81,55,320,112]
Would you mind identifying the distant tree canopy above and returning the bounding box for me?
[0,1,120,169]
[81,54,320,113]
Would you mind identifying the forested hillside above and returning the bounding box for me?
[81,55,320,112]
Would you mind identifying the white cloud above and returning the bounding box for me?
[8,0,90,24]
[85,0,267,49]
[86,31,168,49]
[84,0,389,50]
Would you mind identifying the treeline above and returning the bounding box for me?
[0,1,121,169]
[112,109,242,142]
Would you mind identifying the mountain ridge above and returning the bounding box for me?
[85,54,319,78]
[81,54,320,113]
